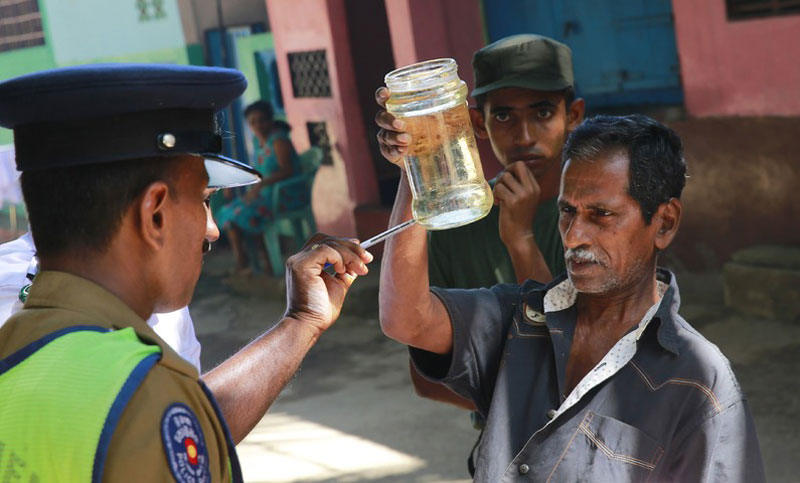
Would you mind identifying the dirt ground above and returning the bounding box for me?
[192,250,799,482]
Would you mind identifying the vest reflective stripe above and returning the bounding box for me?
[199,381,244,482]
[0,326,161,482]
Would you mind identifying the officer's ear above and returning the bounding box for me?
[138,181,171,250]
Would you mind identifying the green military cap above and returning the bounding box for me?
[472,34,574,97]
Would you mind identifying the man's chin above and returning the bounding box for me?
[567,272,612,295]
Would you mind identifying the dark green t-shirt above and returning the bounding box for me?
[427,196,565,289]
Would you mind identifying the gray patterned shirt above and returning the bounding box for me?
[410,268,765,482]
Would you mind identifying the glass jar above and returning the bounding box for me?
[384,58,493,230]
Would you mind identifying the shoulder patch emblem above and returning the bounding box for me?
[161,403,211,483]
[523,303,547,326]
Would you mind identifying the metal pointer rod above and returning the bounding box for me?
[322,219,416,271]
[359,218,416,250]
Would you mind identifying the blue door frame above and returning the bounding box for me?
[254,49,284,116]
[206,27,251,164]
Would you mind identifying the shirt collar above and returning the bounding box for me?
[542,276,578,313]
[531,268,683,355]
[24,270,198,377]
[651,268,683,355]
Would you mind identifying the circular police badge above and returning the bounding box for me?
[161,403,211,482]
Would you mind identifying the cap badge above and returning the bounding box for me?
[158,133,176,150]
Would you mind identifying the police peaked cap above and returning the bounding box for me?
[0,63,260,188]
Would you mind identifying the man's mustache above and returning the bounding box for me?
[565,247,604,266]
[203,240,211,254]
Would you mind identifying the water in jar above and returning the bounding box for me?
[388,100,493,230]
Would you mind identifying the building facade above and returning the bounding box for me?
[2,0,798,266]
[0,0,273,239]
[265,0,800,268]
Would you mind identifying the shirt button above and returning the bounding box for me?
[519,464,530,474]
[547,409,557,420]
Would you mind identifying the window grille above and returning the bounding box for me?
[288,50,332,98]
[0,0,44,53]
[726,0,800,20]
[136,0,167,22]
[307,122,333,166]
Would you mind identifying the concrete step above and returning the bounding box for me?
[723,245,800,321]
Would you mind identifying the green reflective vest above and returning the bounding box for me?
[0,326,162,482]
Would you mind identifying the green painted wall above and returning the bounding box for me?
[59,46,196,67]
[0,129,12,145]
[235,33,274,105]
[0,45,56,82]
[43,0,185,66]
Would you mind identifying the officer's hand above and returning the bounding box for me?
[494,161,542,248]
[375,87,410,168]
[284,234,373,337]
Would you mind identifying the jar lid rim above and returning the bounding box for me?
[385,58,459,92]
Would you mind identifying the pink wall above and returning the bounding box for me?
[384,0,503,177]
[265,0,381,237]
[672,0,800,117]
[668,117,800,269]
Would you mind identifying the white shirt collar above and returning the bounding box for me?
[543,276,669,335]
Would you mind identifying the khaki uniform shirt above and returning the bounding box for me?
[0,271,236,482]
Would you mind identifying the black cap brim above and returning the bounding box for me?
[203,154,261,189]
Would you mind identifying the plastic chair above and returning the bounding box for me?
[262,146,323,276]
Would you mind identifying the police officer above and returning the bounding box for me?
[0,64,371,482]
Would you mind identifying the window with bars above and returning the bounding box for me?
[288,50,332,98]
[0,0,45,53]
[726,0,800,20]
[307,122,333,166]
[136,0,167,22]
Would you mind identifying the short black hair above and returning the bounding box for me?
[21,157,178,257]
[562,114,687,223]
[473,86,575,111]
[244,100,274,120]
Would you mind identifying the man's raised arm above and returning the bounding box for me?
[374,87,452,355]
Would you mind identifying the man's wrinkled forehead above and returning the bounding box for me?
[560,151,631,198]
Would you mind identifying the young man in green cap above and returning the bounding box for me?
[376,35,584,411]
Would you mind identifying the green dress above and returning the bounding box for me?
[216,129,304,234]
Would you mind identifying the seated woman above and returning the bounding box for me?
[216,101,303,274]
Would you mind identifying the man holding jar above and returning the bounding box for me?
[375,35,585,467]
[377,112,764,482]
